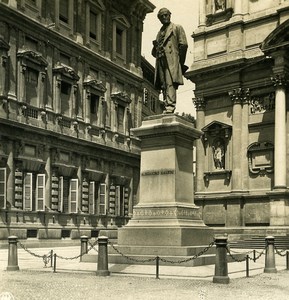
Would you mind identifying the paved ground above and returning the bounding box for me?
[0,245,289,299]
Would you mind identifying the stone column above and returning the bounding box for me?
[229,88,244,192]
[193,97,206,193]
[271,74,287,189]
[199,0,207,28]
[233,0,243,16]
[241,90,250,192]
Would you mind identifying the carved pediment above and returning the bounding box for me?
[53,63,79,81]
[17,49,47,66]
[202,121,231,137]
[112,14,130,28]
[111,92,131,105]
[261,18,289,52]
[83,75,106,93]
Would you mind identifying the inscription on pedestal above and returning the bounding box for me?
[133,206,200,220]
[141,169,175,176]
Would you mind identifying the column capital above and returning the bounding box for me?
[193,97,206,111]
[271,74,289,88]
[228,88,250,104]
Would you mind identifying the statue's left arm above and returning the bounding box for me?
[176,25,188,72]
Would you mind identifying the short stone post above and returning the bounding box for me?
[96,236,110,276]
[264,236,277,273]
[7,236,19,271]
[80,235,88,262]
[213,236,229,284]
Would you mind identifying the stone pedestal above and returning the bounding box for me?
[118,114,214,255]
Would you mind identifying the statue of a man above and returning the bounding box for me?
[152,8,188,114]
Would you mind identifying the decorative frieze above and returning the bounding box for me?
[250,92,275,114]
[133,206,200,220]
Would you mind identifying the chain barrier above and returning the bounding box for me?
[55,239,98,260]
[274,246,288,257]
[18,241,52,267]
[18,239,98,265]
[226,246,266,263]
[159,241,215,264]
[108,240,157,263]
[88,240,99,253]
[108,240,215,264]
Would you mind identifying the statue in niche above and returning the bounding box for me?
[212,140,225,170]
[215,0,225,13]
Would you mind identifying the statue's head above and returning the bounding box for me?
[157,8,171,25]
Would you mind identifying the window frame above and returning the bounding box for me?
[0,168,6,209]
[69,178,79,213]
[36,174,45,211]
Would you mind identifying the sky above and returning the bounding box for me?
[142,0,199,115]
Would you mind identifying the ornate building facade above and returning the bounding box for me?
[187,0,289,238]
[0,0,162,243]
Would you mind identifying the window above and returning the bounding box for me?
[36,174,45,211]
[59,0,69,23]
[99,183,106,215]
[89,181,96,214]
[0,168,6,209]
[117,105,125,133]
[116,27,123,55]
[90,94,99,125]
[26,67,38,106]
[69,179,78,213]
[112,15,130,61]
[22,173,46,211]
[23,173,33,211]
[109,184,128,216]
[60,81,71,115]
[90,11,98,40]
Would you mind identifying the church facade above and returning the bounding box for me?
[187,0,289,238]
[0,0,161,243]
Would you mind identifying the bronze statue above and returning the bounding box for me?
[152,8,188,114]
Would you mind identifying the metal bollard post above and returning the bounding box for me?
[96,236,110,276]
[7,236,20,271]
[53,253,57,273]
[264,236,277,273]
[80,235,88,262]
[213,236,229,284]
[246,255,249,277]
[156,256,160,279]
[286,251,289,270]
[253,250,256,262]
[50,250,53,268]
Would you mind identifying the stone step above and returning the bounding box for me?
[229,235,289,249]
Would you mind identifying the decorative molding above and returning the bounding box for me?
[271,74,288,88]
[247,142,274,176]
[203,170,232,183]
[193,97,207,111]
[228,88,250,105]
[250,92,275,114]
[206,7,233,26]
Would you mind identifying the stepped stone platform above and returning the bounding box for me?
[229,235,289,249]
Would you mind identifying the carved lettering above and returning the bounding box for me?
[141,169,175,176]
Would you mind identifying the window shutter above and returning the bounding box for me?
[116,185,120,216]
[99,183,106,215]
[69,179,78,213]
[124,187,129,216]
[58,176,64,212]
[36,174,45,211]
[89,181,95,214]
[0,168,6,209]
[23,173,33,211]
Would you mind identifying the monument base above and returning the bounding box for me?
[117,204,214,255]
[117,114,214,257]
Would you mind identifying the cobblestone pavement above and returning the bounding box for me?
[0,246,289,300]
